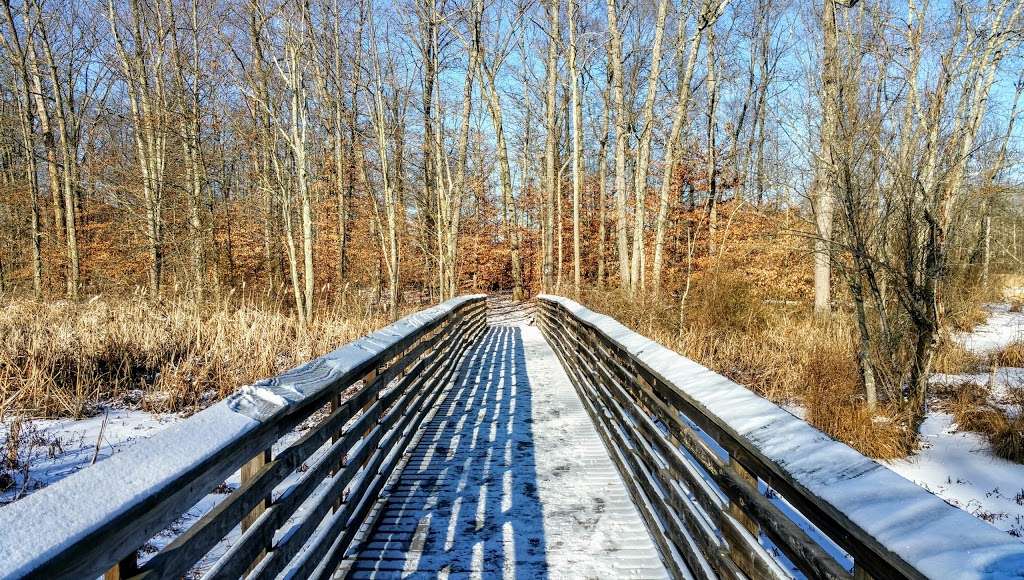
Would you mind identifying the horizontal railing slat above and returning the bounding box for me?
[281,315,486,579]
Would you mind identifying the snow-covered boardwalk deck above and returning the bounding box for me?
[345,324,667,578]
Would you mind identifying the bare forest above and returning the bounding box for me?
[1,0,1023,464]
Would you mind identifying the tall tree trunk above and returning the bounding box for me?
[27,39,64,258]
[36,13,80,300]
[418,0,439,296]
[652,0,711,292]
[629,0,670,291]
[596,74,611,286]
[542,0,559,292]
[481,60,523,301]
[568,0,582,296]
[109,0,169,297]
[605,0,629,291]
[344,0,365,284]
[705,22,719,256]
[2,0,43,297]
[814,0,841,316]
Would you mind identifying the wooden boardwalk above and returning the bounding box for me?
[344,324,667,579]
[7,294,1023,580]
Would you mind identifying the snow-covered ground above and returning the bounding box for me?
[1,409,185,505]
[885,413,1024,538]
[954,303,1024,354]
[0,409,242,573]
[883,302,1024,539]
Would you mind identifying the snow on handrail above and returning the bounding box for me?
[0,294,486,579]
[538,294,1024,580]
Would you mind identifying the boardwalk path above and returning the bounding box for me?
[346,324,668,579]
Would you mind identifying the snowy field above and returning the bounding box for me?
[883,302,1024,539]
[885,414,1024,538]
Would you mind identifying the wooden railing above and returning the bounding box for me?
[0,295,486,580]
[537,295,1024,580]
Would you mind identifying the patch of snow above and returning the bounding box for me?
[885,413,1024,539]
[781,404,807,421]
[0,403,259,578]
[931,367,1024,413]
[956,304,1024,354]
[1,409,183,505]
[521,325,668,578]
[1,406,336,577]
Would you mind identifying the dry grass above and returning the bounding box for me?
[989,415,1024,463]
[0,293,391,419]
[937,382,1024,464]
[943,383,996,432]
[994,341,1024,368]
[998,273,1024,300]
[582,275,915,459]
[932,336,984,374]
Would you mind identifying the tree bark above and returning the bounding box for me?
[814,0,841,316]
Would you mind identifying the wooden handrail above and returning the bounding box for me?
[0,295,486,580]
[537,295,1024,580]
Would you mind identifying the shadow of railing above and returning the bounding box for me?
[354,326,550,578]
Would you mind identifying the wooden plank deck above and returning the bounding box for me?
[343,324,668,579]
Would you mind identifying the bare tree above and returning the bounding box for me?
[108,0,170,296]
[366,9,405,318]
[652,0,725,292]
[0,0,43,297]
[542,0,559,292]
[479,0,525,300]
[629,0,670,290]
[605,0,629,291]
[568,0,582,295]
[168,0,207,297]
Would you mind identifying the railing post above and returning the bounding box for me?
[331,392,344,512]
[853,563,875,580]
[727,456,761,575]
[241,449,272,531]
[241,447,272,573]
[103,554,137,580]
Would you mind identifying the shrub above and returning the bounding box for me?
[932,336,983,374]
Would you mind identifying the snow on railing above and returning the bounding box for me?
[537,295,1024,580]
[0,295,486,580]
